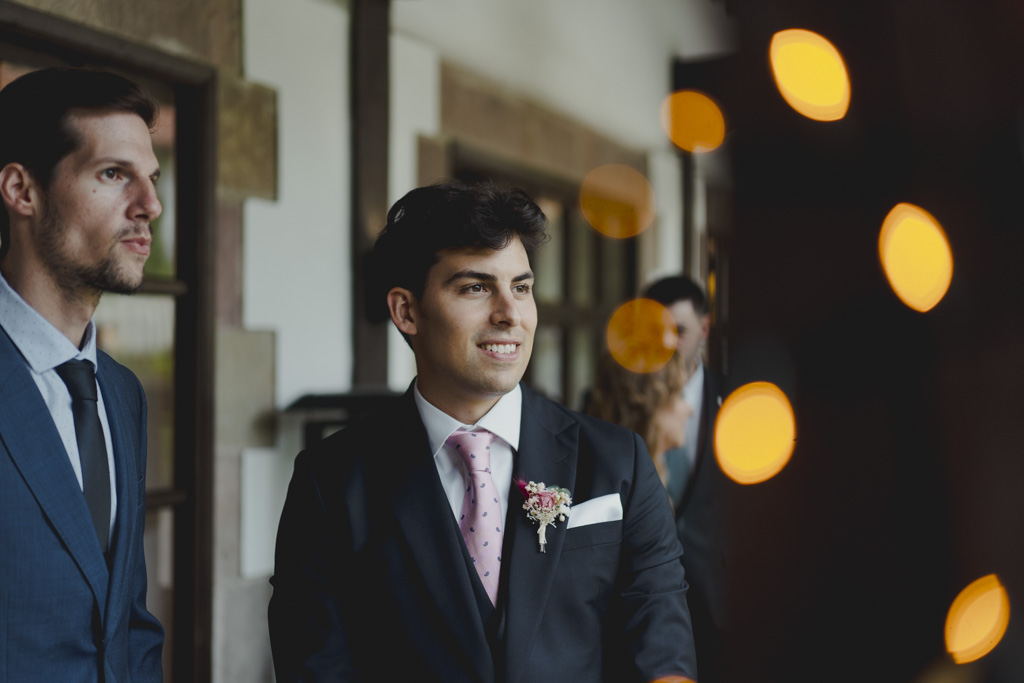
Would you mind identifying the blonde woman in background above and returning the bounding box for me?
[587,351,693,491]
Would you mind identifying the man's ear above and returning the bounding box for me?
[387,287,419,337]
[0,163,39,218]
[700,313,710,341]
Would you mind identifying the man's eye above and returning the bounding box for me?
[102,168,123,180]
[514,284,532,294]
[466,284,484,293]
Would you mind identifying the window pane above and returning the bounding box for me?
[145,137,177,279]
[601,233,628,304]
[531,325,563,403]
[569,327,595,413]
[144,88,177,279]
[93,294,176,490]
[533,196,564,304]
[144,506,174,683]
[570,210,595,306]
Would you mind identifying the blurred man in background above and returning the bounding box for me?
[644,274,728,683]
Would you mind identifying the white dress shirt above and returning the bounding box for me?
[0,272,118,535]
[414,382,522,525]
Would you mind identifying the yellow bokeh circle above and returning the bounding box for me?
[945,574,1010,664]
[606,298,678,374]
[580,164,656,239]
[879,203,953,313]
[770,28,851,121]
[660,90,726,153]
[715,382,796,484]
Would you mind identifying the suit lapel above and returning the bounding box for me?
[504,387,578,683]
[97,356,138,641]
[387,391,494,679]
[0,331,109,612]
[681,365,719,511]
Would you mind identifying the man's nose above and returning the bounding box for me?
[132,179,162,222]
[491,290,522,327]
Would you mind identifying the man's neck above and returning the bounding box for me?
[0,258,97,348]
[416,385,502,425]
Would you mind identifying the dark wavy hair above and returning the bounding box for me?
[370,179,549,322]
[0,67,157,258]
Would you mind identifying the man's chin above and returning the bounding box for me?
[85,272,145,296]
[88,259,147,295]
[483,370,527,397]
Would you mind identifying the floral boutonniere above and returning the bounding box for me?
[516,479,572,553]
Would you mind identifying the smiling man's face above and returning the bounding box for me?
[405,236,536,423]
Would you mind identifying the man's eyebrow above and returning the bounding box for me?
[443,269,535,285]
[444,269,494,285]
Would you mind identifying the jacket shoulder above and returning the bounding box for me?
[298,395,419,473]
[96,349,144,393]
[522,384,640,446]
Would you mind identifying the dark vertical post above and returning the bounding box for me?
[172,69,216,683]
[350,0,390,387]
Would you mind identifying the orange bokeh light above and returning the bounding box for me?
[945,574,1010,664]
[606,298,678,374]
[580,164,656,239]
[660,90,726,153]
[879,202,953,313]
[770,28,851,121]
[715,382,796,484]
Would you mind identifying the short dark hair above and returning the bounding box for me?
[0,67,157,258]
[643,275,708,316]
[370,180,548,320]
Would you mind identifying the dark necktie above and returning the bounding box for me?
[55,359,110,553]
[448,429,502,605]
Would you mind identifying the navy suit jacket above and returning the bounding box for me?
[0,327,163,682]
[269,384,696,682]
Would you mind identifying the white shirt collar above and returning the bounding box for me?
[414,381,523,456]
[0,271,98,372]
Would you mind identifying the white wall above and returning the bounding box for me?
[243,0,351,409]
[387,33,441,391]
[643,147,686,283]
[392,0,735,151]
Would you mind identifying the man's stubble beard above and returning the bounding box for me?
[37,201,147,300]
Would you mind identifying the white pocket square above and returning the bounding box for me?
[566,493,623,529]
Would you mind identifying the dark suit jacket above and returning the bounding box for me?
[0,327,163,682]
[671,365,728,683]
[269,384,696,682]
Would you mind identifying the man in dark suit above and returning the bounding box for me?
[0,67,164,681]
[643,275,729,683]
[270,181,697,682]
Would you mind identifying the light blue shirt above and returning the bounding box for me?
[0,272,118,536]
[682,362,704,470]
[415,382,522,525]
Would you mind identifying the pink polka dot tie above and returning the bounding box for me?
[448,429,502,606]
